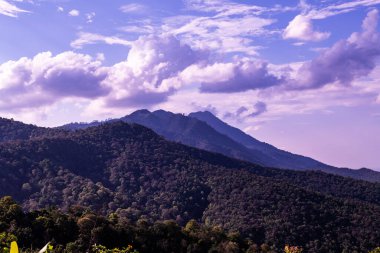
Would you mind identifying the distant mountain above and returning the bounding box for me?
[60,110,380,182]
[190,111,331,170]
[121,109,272,166]
[189,111,380,181]
[0,121,379,252]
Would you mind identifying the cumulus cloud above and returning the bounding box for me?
[290,9,380,89]
[223,106,247,119]
[100,35,204,107]
[198,60,284,93]
[249,101,267,117]
[282,0,380,42]
[0,52,108,111]
[0,0,28,17]
[0,35,205,113]
[176,9,380,94]
[283,14,330,41]
[2,10,379,117]
[222,102,267,119]
[68,9,79,17]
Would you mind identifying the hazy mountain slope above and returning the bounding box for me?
[120,109,273,166]
[59,110,380,182]
[189,111,380,182]
[122,110,380,182]
[189,111,333,170]
[0,121,379,252]
[122,110,326,170]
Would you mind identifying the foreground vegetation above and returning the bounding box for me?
[0,120,379,252]
[0,197,378,253]
[0,196,291,253]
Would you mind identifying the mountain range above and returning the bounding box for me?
[0,118,379,252]
[61,109,380,182]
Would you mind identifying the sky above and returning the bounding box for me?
[1,0,380,170]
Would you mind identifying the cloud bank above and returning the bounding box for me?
[291,9,380,89]
[0,35,203,112]
[1,9,380,120]
[0,52,108,111]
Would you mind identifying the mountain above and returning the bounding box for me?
[123,109,330,170]
[4,114,378,182]
[0,117,65,142]
[0,120,379,252]
[62,110,380,182]
[189,111,380,181]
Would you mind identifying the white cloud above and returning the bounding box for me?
[0,35,206,117]
[97,35,203,108]
[0,51,108,112]
[68,9,79,17]
[290,9,380,89]
[86,12,95,23]
[175,59,284,93]
[184,0,265,15]
[283,14,330,41]
[74,0,275,56]
[0,0,28,17]
[119,25,154,34]
[71,32,133,49]
[310,0,380,19]
[3,9,380,124]
[283,0,380,42]
[57,6,64,12]
[120,3,146,14]
[163,9,275,55]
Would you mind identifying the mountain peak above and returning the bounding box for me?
[188,111,227,130]
[128,109,151,116]
[189,110,218,118]
[152,109,176,118]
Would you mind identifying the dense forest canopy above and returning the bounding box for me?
[0,121,378,252]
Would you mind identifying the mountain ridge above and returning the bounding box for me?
[188,111,380,181]
[60,109,380,182]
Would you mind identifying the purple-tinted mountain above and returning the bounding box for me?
[60,110,380,182]
[189,111,380,181]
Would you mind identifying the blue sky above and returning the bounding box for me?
[1,0,380,170]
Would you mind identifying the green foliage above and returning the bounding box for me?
[284,245,302,253]
[0,233,17,253]
[92,244,139,253]
[0,122,379,252]
[369,247,380,253]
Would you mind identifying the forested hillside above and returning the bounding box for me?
[0,121,379,252]
[61,110,380,182]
